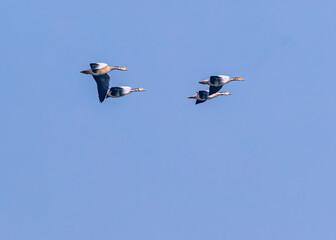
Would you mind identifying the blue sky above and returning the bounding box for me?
[1,0,336,239]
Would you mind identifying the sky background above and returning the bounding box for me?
[1,0,336,239]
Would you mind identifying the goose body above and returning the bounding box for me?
[199,75,244,95]
[88,63,108,76]
[81,63,128,76]
[106,86,146,98]
[188,90,231,104]
[81,63,128,102]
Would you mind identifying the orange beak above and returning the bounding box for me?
[199,81,208,84]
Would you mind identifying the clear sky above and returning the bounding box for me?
[1,0,336,239]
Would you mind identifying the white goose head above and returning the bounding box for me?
[220,91,232,96]
[116,66,128,71]
[229,77,244,81]
[131,88,146,92]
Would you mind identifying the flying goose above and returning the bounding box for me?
[199,75,244,95]
[81,63,128,102]
[106,87,146,98]
[80,63,128,76]
[188,90,231,104]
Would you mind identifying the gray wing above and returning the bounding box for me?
[90,63,107,73]
[93,74,110,102]
[108,87,124,97]
[209,76,222,85]
[209,85,223,95]
[196,99,206,105]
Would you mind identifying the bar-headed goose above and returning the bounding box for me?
[106,87,146,98]
[188,90,231,104]
[199,75,244,95]
[80,63,128,76]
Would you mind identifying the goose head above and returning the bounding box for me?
[133,88,146,92]
[117,66,128,71]
[230,77,244,81]
[222,91,232,95]
[212,91,232,97]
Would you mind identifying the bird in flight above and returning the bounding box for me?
[81,63,128,102]
[188,90,231,104]
[106,86,146,98]
[199,75,244,95]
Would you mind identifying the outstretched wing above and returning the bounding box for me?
[90,63,107,73]
[196,100,206,105]
[209,85,223,95]
[93,74,110,102]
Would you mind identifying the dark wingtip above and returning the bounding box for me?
[195,100,205,105]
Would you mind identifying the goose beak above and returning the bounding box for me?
[188,96,195,99]
[199,81,208,84]
[236,77,244,81]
